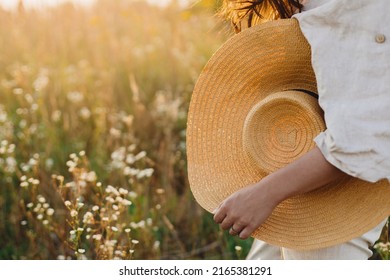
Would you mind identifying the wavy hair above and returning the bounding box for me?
[219,0,303,32]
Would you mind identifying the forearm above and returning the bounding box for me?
[261,146,344,204]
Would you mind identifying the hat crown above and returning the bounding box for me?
[243,90,325,174]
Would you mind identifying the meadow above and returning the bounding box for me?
[0,0,388,260]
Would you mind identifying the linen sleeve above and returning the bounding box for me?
[293,0,390,182]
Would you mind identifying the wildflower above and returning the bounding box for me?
[121,199,132,206]
[128,191,137,199]
[46,208,55,216]
[126,154,136,164]
[137,220,146,228]
[83,212,94,224]
[77,249,86,254]
[20,182,29,188]
[33,72,49,92]
[20,220,28,226]
[111,226,118,232]
[235,246,242,252]
[109,128,121,138]
[67,91,84,103]
[135,151,146,161]
[119,188,128,195]
[92,234,102,241]
[153,241,160,250]
[38,196,46,203]
[70,210,78,217]
[128,144,136,152]
[92,205,99,212]
[37,214,43,220]
[42,220,49,225]
[124,228,131,233]
[57,255,65,260]
[131,240,139,245]
[156,188,165,194]
[64,200,72,207]
[26,202,34,208]
[79,107,91,120]
[129,250,135,254]
[12,88,23,95]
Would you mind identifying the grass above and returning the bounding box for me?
[0,0,254,260]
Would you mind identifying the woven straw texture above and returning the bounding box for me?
[186,19,390,250]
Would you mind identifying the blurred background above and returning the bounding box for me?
[0,0,388,260]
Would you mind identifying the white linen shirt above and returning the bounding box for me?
[293,0,390,182]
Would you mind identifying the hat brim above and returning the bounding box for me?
[186,19,390,250]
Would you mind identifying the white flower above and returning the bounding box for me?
[83,212,94,224]
[153,241,160,250]
[79,107,91,120]
[67,91,84,103]
[46,208,55,216]
[131,240,139,245]
[77,249,86,254]
[92,205,99,212]
[92,234,102,241]
[134,151,146,160]
[64,200,72,207]
[111,226,118,232]
[70,210,78,217]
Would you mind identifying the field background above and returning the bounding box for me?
[0,0,388,260]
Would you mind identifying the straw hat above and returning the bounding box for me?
[186,19,390,250]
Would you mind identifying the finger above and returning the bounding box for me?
[238,226,254,240]
[229,227,240,236]
[229,223,245,236]
[220,217,234,230]
[213,206,226,224]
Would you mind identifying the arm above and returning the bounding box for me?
[213,146,344,239]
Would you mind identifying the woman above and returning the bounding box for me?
[212,0,389,259]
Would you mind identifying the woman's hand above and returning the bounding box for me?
[213,146,344,239]
[213,181,279,239]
